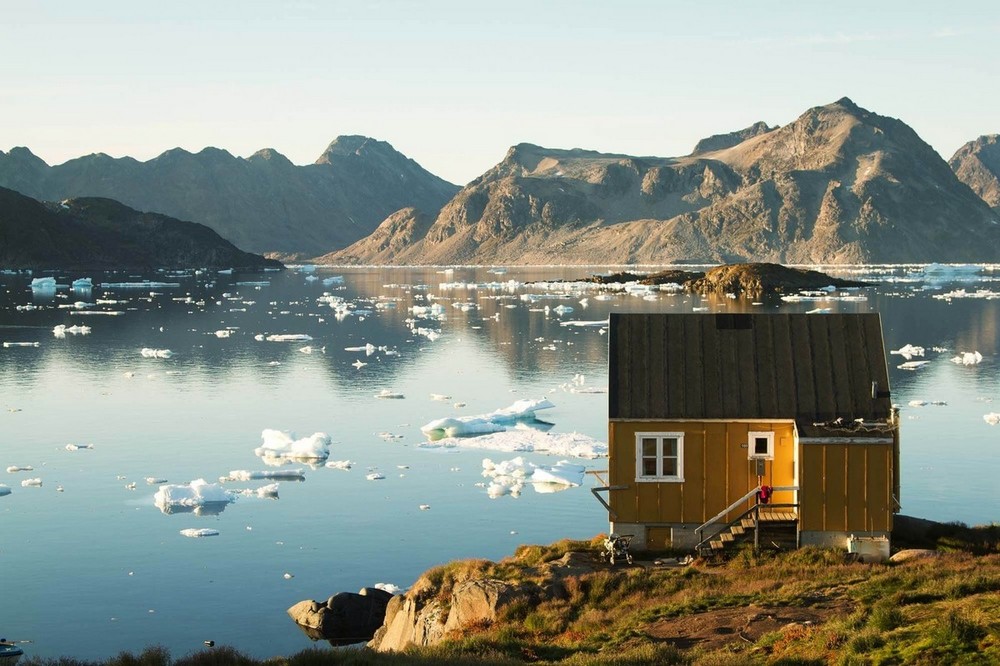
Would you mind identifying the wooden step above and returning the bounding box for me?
[731,526,746,536]
[710,540,724,550]
[720,533,735,542]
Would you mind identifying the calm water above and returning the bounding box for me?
[1,265,998,661]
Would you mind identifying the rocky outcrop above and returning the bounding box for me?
[0,136,458,257]
[369,551,598,653]
[0,187,281,270]
[686,263,870,295]
[288,587,393,646]
[323,98,1000,265]
[950,134,1000,211]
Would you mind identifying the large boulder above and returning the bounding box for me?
[288,587,394,646]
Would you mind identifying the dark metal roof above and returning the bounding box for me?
[608,313,894,438]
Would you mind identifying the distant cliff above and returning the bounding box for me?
[0,136,458,257]
[0,186,282,270]
[950,134,1000,211]
[322,98,1000,265]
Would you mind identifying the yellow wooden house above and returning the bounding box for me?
[599,312,900,557]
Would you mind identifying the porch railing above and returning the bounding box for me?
[694,485,799,552]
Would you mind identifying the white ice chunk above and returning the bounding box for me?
[951,351,983,365]
[345,343,376,355]
[3,342,39,348]
[140,348,174,358]
[983,413,1000,425]
[559,319,609,328]
[420,398,555,440]
[21,478,43,487]
[422,429,607,459]
[71,278,92,289]
[254,429,330,462]
[897,361,930,370]
[31,277,57,289]
[180,528,220,538]
[154,478,233,509]
[7,465,34,473]
[264,334,313,342]
[223,469,305,481]
[375,389,405,399]
[374,582,404,595]
[324,460,354,470]
[366,471,385,481]
[215,330,232,338]
[65,443,94,451]
[891,344,925,360]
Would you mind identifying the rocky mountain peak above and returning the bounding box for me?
[248,148,293,167]
[950,134,1000,210]
[315,135,396,164]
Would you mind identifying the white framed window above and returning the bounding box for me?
[635,432,684,482]
[748,431,774,460]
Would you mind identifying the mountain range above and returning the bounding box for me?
[0,186,281,270]
[0,136,458,258]
[3,98,1000,265]
[323,98,1000,265]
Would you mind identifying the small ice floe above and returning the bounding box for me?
[352,360,367,369]
[223,469,305,481]
[345,343,377,355]
[366,470,385,481]
[0,485,11,497]
[984,413,1000,426]
[897,361,930,370]
[254,429,330,463]
[283,572,294,579]
[430,393,452,401]
[805,308,831,314]
[21,478,43,487]
[951,351,983,365]
[214,330,232,338]
[53,324,92,337]
[71,277,92,289]
[891,344,925,360]
[418,504,430,510]
[322,276,345,286]
[422,429,608,459]
[375,582,404,594]
[3,342,40,348]
[481,457,587,497]
[140,348,174,358]
[908,400,927,407]
[325,460,354,470]
[7,465,34,473]
[31,276,57,289]
[180,528,220,538]
[262,334,313,342]
[154,479,233,511]
[299,345,325,354]
[231,483,280,499]
[375,389,405,399]
[420,398,556,440]
[560,319,609,328]
[145,477,168,485]
[125,482,137,490]
[65,443,94,451]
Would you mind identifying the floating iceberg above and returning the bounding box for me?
[53,324,91,337]
[559,319,609,328]
[65,443,94,451]
[31,277,57,289]
[0,485,10,497]
[421,429,607,459]
[141,348,174,358]
[180,528,220,538]
[223,469,306,481]
[891,344,925,360]
[951,351,983,365]
[154,479,233,510]
[481,456,586,499]
[254,429,330,462]
[7,465,33,473]
[897,361,930,370]
[984,413,1000,426]
[71,277,93,289]
[21,478,43,487]
[421,398,555,440]
[375,389,405,399]
[261,334,313,342]
[3,342,40,348]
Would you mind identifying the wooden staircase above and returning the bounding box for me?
[699,508,799,555]
[700,508,798,557]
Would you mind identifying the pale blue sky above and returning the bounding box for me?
[1,0,998,184]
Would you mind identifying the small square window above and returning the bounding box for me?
[748,431,774,460]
